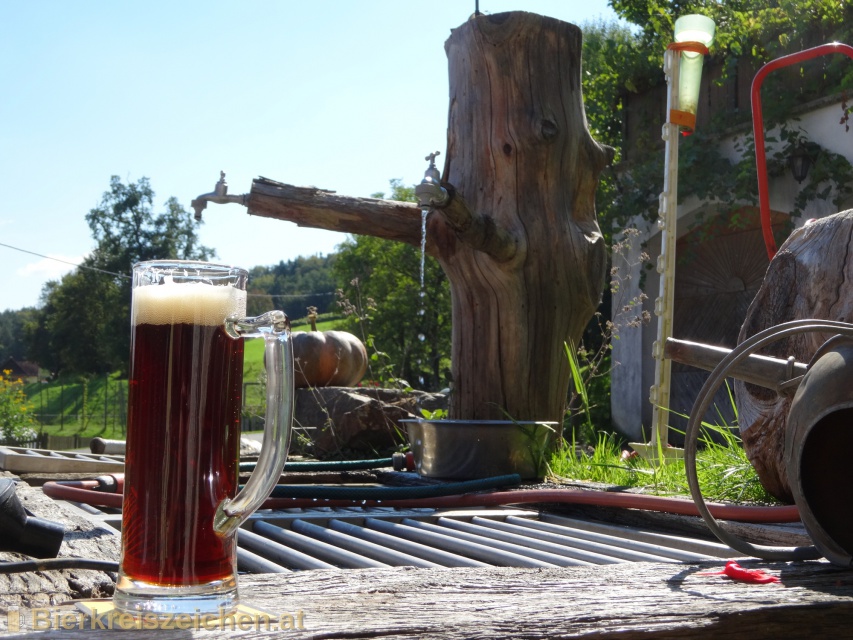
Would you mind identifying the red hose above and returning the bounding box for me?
[263,490,800,522]
[42,479,123,508]
[42,477,800,523]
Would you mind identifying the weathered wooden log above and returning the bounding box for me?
[247,12,611,424]
[736,210,853,502]
[7,561,853,637]
[248,180,424,247]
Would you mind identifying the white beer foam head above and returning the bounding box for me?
[132,281,247,326]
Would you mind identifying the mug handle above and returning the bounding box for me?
[213,310,294,537]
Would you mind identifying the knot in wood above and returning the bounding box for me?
[540,119,558,141]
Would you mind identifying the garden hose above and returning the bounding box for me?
[239,451,414,473]
[40,473,802,523]
[41,473,521,509]
[682,319,853,562]
[265,474,521,500]
[260,488,802,521]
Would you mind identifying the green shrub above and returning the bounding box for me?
[0,370,39,443]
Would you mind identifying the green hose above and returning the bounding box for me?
[264,474,522,501]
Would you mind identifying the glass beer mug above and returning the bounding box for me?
[113,260,294,616]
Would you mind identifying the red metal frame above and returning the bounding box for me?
[752,43,853,260]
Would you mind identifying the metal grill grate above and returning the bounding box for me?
[66,503,738,572]
[235,508,737,570]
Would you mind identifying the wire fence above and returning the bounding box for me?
[29,376,129,436]
[12,377,266,451]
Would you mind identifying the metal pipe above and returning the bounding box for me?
[328,518,487,568]
[89,438,126,455]
[537,514,735,559]
[752,43,853,259]
[399,518,569,567]
[492,516,716,563]
[291,519,439,568]
[445,517,670,564]
[363,518,553,568]
[239,526,337,571]
[437,517,610,565]
[253,520,389,569]
[236,547,290,573]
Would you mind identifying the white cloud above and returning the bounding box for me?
[17,255,86,280]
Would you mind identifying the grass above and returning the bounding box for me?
[23,373,128,439]
[558,341,775,505]
[549,421,778,505]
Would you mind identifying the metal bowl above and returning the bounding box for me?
[400,419,560,480]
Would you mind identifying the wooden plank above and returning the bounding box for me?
[2,562,853,637]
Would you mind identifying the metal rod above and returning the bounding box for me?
[253,521,389,569]
[328,518,487,568]
[498,516,716,563]
[236,547,291,573]
[538,514,735,559]
[438,517,602,565]
[664,337,806,390]
[292,519,439,568]
[470,516,676,563]
[364,518,553,568]
[400,518,566,567]
[240,525,337,570]
[752,43,853,259]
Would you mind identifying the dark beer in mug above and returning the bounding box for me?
[120,280,247,587]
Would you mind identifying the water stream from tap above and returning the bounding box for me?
[417,208,428,345]
[416,208,428,386]
[419,208,428,295]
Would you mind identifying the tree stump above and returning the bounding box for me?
[245,12,611,425]
[736,210,853,502]
[435,12,611,422]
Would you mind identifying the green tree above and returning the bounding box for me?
[334,180,452,391]
[247,255,338,318]
[86,176,214,275]
[26,176,214,376]
[0,308,36,363]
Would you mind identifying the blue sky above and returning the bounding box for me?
[1,1,624,311]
